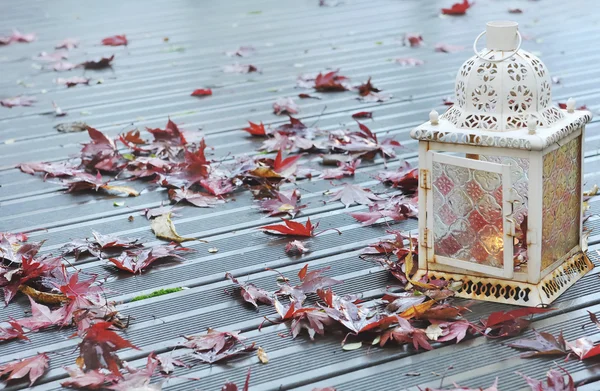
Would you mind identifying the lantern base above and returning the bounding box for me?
[414,251,593,307]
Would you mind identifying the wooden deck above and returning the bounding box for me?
[2,0,600,389]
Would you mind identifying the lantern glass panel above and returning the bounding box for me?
[432,160,505,267]
[479,155,529,224]
[541,135,582,269]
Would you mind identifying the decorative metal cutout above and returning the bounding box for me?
[415,252,592,307]
[541,136,581,270]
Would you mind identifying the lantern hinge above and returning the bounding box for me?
[420,228,432,249]
[506,216,517,237]
[420,169,431,190]
[527,229,537,245]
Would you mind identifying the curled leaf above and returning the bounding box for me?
[257,347,269,364]
[151,213,195,242]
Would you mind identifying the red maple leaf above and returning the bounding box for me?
[61,230,141,259]
[64,172,108,193]
[352,111,372,119]
[314,70,349,92]
[379,316,432,351]
[356,77,380,97]
[277,265,343,303]
[199,177,236,196]
[53,61,77,71]
[0,30,35,45]
[298,93,320,99]
[221,368,252,391]
[154,353,187,374]
[15,297,67,331]
[0,320,29,342]
[321,158,361,180]
[1,95,37,108]
[61,367,118,390]
[81,126,120,171]
[258,189,306,217]
[376,165,419,192]
[119,129,145,146]
[225,46,256,57]
[479,307,554,337]
[168,188,224,208]
[507,329,569,358]
[226,272,274,308]
[432,320,471,344]
[318,289,395,335]
[261,218,316,237]
[242,121,268,136]
[395,57,424,66]
[191,88,212,97]
[223,63,258,73]
[441,0,471,15]
[0,353,49,386]
[183,329,256,364]
[403,33,423,47]
[55,270,105,302]
[55,38,79,50]
[273,147,302,174]
[1,255,61,304]
[56,76,90,87]
[273,97,300,115]
[147,118,187,146]
[17,161,80,179]
[518,367,574,391]
[349,195,418,225]
[80,55,115,70]
[329,183,382,208]
[0,234,43,263]
[566,337,600,360]
[77,321,139,376]
[285,240,309,254]
[108,244,190,274]
[101,35,128,46]
[434,43,464,53]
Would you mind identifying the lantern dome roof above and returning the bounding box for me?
[447,21,563,131]
[411,21,592,150]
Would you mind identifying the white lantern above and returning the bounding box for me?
[411,21,593,307]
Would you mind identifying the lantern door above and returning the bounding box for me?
[426,151,514,279]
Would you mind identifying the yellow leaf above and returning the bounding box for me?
[257,346,269,364]
[19,285,68,305]
[399,300,435,320]
[249,166,281,179]
[151,213,195,243]
[101,184,139,197]
[404,237,438,290]
[584,184,599,197]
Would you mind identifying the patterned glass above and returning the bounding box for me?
[541,136,581,269]
[479,155,529,224]
[432,161,504,267]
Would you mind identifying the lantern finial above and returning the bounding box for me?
[527,115,537,135]
[567,97,576,113]
[429,109,439,125]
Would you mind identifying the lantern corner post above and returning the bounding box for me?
[526,149,544,284]
[417,140,432,269]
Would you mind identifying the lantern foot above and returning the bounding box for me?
[414,251,592,307]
